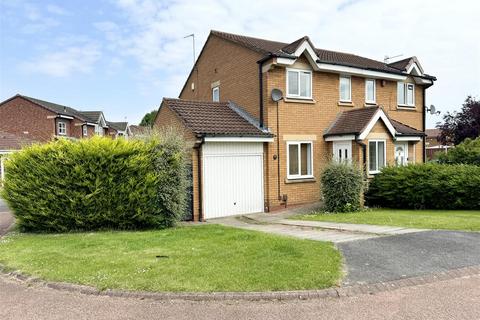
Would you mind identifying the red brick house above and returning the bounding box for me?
[425,128,452,160]
[0,95,127,142]
[155,30,436,221]
[0,130,37,182]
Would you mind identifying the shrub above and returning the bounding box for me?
[437,137,480,165]
[1,134,189,232]
[321,162,364,212]
[366,163,480,210]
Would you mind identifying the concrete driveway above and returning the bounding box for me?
[339,230,480,285]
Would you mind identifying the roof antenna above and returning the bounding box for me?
[184,34,196,66]
[384,54,403,64]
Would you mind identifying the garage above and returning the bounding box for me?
[202,142,264,219]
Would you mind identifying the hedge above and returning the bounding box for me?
[321,162,364,212]
[437,137,480,165]
[1,134,189,232]
[366,163,480,210]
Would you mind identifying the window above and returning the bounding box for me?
[397,82,415,107]
[368,140,386,174]
[57,121,66,135]
[287,141,313,179]
[365,79,376,104]
[212,86,220,102]
[339,75,351,102]
[95,125,103,136]
[286,69,312,99]
[83,125,88,137]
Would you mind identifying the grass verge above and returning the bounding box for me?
[292,209,480,231]
[0,224,341,292]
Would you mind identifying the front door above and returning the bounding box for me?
[394,143,408,166]
[333,141,352,163]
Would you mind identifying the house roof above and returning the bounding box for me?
[425,128,441,138]
[79,111,104,123]
[107,121,128,132]
[210,31,435,79]
[324,106,424,138]
[161,98,272,137]
[129,125,149,136]
[0,130,38,151]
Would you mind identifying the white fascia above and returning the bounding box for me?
[58,115,74,120]
[358,109,396,140]
[203,136,274,143]
[324,135,356,142]
[395,136,422,142]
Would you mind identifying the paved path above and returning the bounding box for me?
[1,272,479,320]
[212,216,380,243]
[278,219,426,235]
[339,230,480,285]
[0,198,14,236]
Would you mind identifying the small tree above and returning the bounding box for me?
[139,110,158,127]
[437,96,480,145]
[321,162,364,213]
[437,137,480,165]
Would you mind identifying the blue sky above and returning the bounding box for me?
[1,0,479,127]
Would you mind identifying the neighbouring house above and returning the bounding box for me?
[154,30,436,221]
[0,130,37,182]
[128,125,149,137]
[107,121,131,138]
[0,94,128,142]
[425,128,452,160]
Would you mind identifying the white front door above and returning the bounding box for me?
[333,141,352,163]
[202,142,264,219]
[395,142,408,166]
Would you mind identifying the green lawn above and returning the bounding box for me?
[0,224,341,292]
[293,209,480,231]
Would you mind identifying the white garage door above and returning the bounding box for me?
[203,142,264,219]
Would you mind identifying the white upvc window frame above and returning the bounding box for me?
[95,124,103,136]
[286,141,314,180]
[339,75,352,102]
[212,86,220,102]
[82,125,88,137]
[397,82,415,107]
[57,121,67,136]
[286,68,312,99]
[365,78,376,104]
[368,139,386,175]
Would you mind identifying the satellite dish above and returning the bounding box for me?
[271,88,283,102]
[429,105,436,115]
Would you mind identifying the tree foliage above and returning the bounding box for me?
[437,96,480,145]
[139,110,158,127]
[437,137,480,165]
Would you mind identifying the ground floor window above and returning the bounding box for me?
[368,140,385,174]
[287,141,313,179]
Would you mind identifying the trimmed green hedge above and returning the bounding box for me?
[321,162,364,212]
[366,163,480,210]
[1,134,188,232]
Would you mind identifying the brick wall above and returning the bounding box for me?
[0,97,57,142]
[179,35,262,119]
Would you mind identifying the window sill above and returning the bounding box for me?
[284,97,316,104]
[338,101,354,107]
[397,105,416,110]
[364,102,378,107]
[285,177,316,184]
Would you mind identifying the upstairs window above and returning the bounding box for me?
[365,79,376,104]
[57,121,66,135]
[339,75,351,102]
[287,141,313,179]
[397,82,415,107]
[212,86,220,102]
[287,69,312,99]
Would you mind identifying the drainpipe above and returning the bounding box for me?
[355,138,367,176]
[195,137,205,222]
[258,61,264,128]
[422,87,426,163]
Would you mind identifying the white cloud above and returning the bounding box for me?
[22,43,101,77]
[46,4,69,15]
[98,0,480,126]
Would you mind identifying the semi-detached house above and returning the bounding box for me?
[154,30,437,221]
